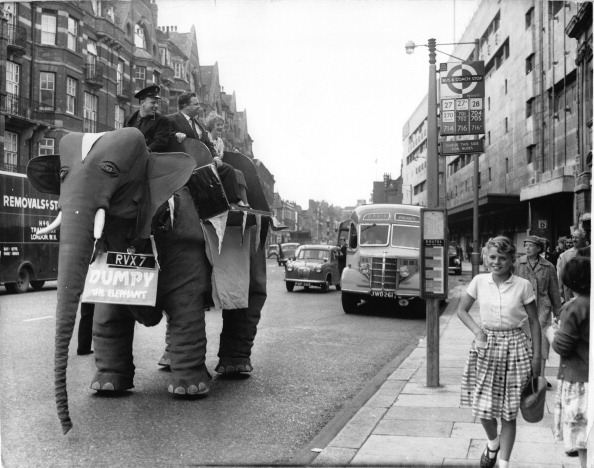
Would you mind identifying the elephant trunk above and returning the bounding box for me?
[54,209,97,434]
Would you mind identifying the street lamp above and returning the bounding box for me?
[405,38,479,388]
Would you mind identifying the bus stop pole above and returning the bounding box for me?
[425,39,440,387]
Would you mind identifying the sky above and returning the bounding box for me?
[156,0,480,208]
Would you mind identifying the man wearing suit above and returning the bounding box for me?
[124,85,170,153]
[167,91,244,205]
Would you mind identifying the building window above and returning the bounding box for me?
[526,54,535,74]
[505,79,507,94]
[4,131,18,170]
[488,96,490,111]
[105,5,115,21]
[39,138,55,156]
[67,16,78,51]
[83,92,98,132]
[526,7,534,28]
[6,60,20,96]
[159,47,170,67]
[526,98,534,118]
[134,66,146,91]
[41,11,57,45]
[91,0,101,15]
[505,157,509,173]
[488,167,492,181]
[174,62,184,79]
[66,77,77,114]
[135,24,146,49]
[114,106,125,129]
[505,117,508,133]
[39,72,55,110]
[117,59,125,94]
[526,144,536,164]
[488,131,491,145]
[87,39,98,66]
[152,70,160,86]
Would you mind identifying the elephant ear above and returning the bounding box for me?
[26,155,61,195]
[136,152,196,239]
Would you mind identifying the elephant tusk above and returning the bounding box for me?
[37,212,62,235]
[94,209,105,239]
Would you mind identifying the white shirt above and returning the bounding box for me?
[466,273,535,330]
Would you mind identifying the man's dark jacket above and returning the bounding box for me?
[125,110,170,153]
[166,111,218,159]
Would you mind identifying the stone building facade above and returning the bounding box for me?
[401,0,592,253]
[0,0,257,175]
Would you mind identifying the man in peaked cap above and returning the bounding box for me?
[125,84,170,152]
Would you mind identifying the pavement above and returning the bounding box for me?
[300,261,580,467]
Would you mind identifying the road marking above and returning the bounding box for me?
[24,316,54,322]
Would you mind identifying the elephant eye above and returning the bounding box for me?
[100,163,119,177]
[59,167,69,182]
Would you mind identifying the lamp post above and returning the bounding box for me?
[405,38,478,388]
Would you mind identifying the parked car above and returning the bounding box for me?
[448,244,463,275]
[277,242,299,266]
[267,244,280,258]
[284,244,341,292]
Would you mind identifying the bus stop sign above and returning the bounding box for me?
[420,209,447,299]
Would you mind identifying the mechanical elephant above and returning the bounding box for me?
[26,128,213,434]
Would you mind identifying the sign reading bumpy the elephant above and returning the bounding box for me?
[81,251,158,306]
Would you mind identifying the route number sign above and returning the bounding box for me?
[439,61,485,136]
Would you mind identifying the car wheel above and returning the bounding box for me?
[456,268,462,275]
[341,292,360,314]
[7,267,31,294]
[335,283,341,291]
[285,281,294,292]
[320,277,329,293]
[31,280,46,290]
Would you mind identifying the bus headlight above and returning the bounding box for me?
[286,263,293,272]
[359,257,370,275]
[399,265,410,278]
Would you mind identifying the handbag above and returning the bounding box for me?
[519,376,547,423]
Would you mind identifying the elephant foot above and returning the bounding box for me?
[167,364,211,398]
[215,358,253,375]
[90,372,134,392]
[158,351,171,369]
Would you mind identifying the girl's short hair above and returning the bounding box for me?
[561,256,590,295]
[487,236,516,272]
[204,112,224,131]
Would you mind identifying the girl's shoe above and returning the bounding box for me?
[480,444,500,468]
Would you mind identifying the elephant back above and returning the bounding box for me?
[222,151,270,212]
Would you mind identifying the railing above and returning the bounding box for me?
[84,64,105,86]
[0,161,27,173]
[2,23,27,50]
[83,119,114,133]
[1,93,55,125]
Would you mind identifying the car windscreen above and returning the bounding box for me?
[390,224,420,249]
[296,249,327,260]
[359,224,390,245]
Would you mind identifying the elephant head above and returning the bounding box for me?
[26,127,196,434]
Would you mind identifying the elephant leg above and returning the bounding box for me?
[217,239,267,374]
[90,303,136,391]
[158,313,171,368]
[162,289,210,396]
[77,302,94,355]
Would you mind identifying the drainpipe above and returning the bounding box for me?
[563,3,567,167]
[539,1,546,173]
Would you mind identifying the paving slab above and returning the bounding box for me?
[468,438,578,466]
[451,422,554,444]
[373,418,453,437]
[311,446,356,466]
[388,367,419,380]
[383,405,475,423]
[329,406,387,449]
[401,381,462,395]
[351,435,470,465]
[395,393,461,408]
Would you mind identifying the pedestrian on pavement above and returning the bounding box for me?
[546,256,590,468]
[557,228,588,302]
[457,236,541,468]
[481,240,490,272]
[547,236,566,268]
[466,243,473,262]
[515,235,562,388]
[337,237,347,278]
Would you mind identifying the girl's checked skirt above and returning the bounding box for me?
[460,328,533,420]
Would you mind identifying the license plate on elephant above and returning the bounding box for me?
[371,291,396,299]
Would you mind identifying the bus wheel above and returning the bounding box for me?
[7,268,31,294]
[341,292,360,314]
[31,280,46,290]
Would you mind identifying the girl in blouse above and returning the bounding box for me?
[546,256,589,467]
[457,236,541,468]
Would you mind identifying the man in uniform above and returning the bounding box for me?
[557,228,589,302]
[125,85,170,152]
